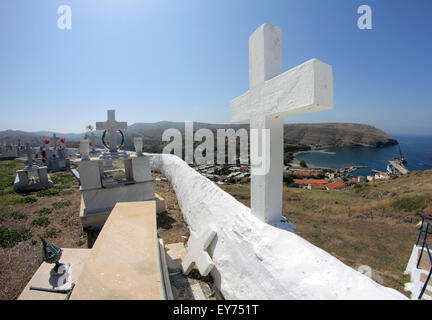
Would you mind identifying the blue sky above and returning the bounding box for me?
[0,0,431,135]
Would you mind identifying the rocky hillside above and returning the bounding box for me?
[283,123,398,148]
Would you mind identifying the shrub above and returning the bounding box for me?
[284,152,294,165]
[9,211,27,220]
[300,160,308,168]
[31,217,50,227]
[392,196,429,212]
[0,176,15,189]
[52,200,72,210]
[44,228,60,239]
[34,208,53,216]
[283,175,294,185]
[51,173,75,185]
[0,226,32,248]
[37,189,60,197]
[10,196,37,204]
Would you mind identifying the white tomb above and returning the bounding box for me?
[230,23,333,225]
[76,110,157,229]
[0,138,19,160]
[46,134,71,173]
[14,144,53,192]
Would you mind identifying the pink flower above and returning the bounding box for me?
[59,138,66,143]
[42,139,50,144]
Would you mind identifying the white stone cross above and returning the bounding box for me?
[230,24,334,225]
[182,229,217,276]
[96,110,127,153]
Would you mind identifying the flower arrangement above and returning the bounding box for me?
[42,139,50,144]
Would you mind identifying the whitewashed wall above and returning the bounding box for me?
[150,153,406,300]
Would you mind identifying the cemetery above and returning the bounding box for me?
[0,23,430,301]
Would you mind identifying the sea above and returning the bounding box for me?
[295,135,432,177]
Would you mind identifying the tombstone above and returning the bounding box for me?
[230,24,333,225]
[0,137,19,160]
[89,132,101,156]
[96,110,128,158]
[76,110,157,229]
[14,144,53,192]
[46,134,71,172]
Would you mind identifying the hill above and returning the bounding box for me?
[0,122,398,152]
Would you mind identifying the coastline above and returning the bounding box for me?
[290,158,334,170]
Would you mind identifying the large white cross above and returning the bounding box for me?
[96,110,127,153]
[230,24,334,224]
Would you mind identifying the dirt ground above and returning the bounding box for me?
[0,160,189,300]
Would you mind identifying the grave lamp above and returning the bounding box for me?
[134,137,143,156]
[80,139,90,161]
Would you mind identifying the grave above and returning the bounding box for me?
[19,201,172,300]
[230,23,333,226]
[14,144,53,192]
[0,137,19,160]
[46,134,71,172]
[76,110,164,229]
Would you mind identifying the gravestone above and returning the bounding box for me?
[0,137,19,160]
[89,131,101,156]
[14,144,53,192]
[76,110,158,228]
[96,110,128,158]
[46,134,71,172]
[230,23,333,225]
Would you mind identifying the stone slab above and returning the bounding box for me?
[80,181,155,214]
[70,201,164,300]
[18,248,91,300]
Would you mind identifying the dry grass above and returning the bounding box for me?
[2,156,430,299]
[220,170,432,296]
[0,160,85,300]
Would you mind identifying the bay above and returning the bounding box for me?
[294,135,432,177]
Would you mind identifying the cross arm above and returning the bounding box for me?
[230,59,333,124]
[95,121,128,131]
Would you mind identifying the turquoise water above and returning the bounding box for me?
[295,135,432,177]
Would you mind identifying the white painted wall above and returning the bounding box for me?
[149,153,406,300]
